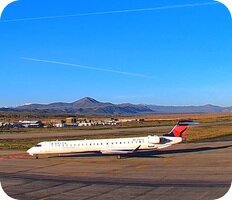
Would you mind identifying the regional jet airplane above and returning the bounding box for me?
[27,120,197,159]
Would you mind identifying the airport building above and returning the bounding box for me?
[66,117,77,123]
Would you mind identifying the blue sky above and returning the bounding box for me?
[0,0,232,107]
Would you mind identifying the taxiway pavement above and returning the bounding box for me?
[0,140,231,200]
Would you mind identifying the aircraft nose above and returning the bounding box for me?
[27,148,34,156]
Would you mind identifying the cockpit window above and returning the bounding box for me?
[35,144,42,147]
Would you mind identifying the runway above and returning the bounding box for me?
[0,126,171,140]
[0,140,231,200]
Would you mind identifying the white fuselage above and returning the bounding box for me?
[27,135,182,156]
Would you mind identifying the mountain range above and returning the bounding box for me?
[0,97,231,115]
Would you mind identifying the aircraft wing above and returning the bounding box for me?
[100,145,141,155]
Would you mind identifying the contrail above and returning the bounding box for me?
[2,2,218,22]
[20,57,153,79]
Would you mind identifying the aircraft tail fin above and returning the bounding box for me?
[163,120,198,138]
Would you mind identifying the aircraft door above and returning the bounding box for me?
[44,142,50,152]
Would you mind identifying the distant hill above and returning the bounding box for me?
[5,97,153,115]
[0,97,231,115]
[147,104,230,114]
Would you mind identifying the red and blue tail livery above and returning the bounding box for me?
[163,120,198,137]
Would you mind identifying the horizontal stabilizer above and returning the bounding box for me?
[177,120,199,126]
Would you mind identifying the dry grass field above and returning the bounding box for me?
[1,113,232,150]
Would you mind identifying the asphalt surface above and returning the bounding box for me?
[0,140,231,200]
[0,126,171,140]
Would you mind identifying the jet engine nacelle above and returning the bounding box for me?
[148,135,160,144]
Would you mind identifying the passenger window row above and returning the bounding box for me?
[49,140,144,147]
